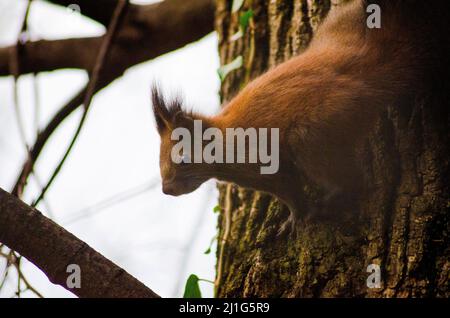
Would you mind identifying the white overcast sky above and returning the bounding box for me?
[0,0,221,298]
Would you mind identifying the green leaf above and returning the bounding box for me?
[204,247,211,255]
[217,56,243,82]
[232,0,245,13]
[183,274,202,298]
[213,205,221,213]
[230,10,254,42]
[239,9,254,31]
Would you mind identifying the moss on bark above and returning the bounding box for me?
[215,0,449,297]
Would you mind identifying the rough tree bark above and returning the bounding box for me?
[214,0,449,297]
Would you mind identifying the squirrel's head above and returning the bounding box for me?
[151,86,211,196]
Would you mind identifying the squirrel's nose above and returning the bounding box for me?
[162,182,176,196]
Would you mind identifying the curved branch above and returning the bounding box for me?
[31,0,129,207]
[0,188,160,298]
[0,37,99,76]
[12,86,87,196]
[0,0,215,76]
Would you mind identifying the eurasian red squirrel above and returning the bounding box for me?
[152,0,448,233]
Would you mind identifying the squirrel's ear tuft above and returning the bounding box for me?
[151,84,171,134]
[173,110,194,128]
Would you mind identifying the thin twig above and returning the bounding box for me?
[0,247,11,290]
[9,0,33,156]
[4,0,47,298]
[0,250,41,297]
[32,0,129,207]
[12,85,88,197]
[63,179,158,225]
[32,73,40,136]
[15,256,21,297]
[31,173,55,218]
[8,0,54,215]
[14,258,44,298]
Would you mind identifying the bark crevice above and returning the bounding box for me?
[215,0,449,298]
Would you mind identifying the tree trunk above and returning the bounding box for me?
[214,0,449,297]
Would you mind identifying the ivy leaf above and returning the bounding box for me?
[213,205,221,213]
[239,9,254,32]
[183,274,202,298]
[232,0,245,13]
[217,56,243,82]
[229,10,254,42]
[230,10,254,42]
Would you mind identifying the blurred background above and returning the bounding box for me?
[0,0,220,298]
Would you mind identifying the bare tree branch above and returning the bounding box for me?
[0,0,215,76]
[0,37,99,76]
[63,179,159,225]
[31,0,129,207]
[0,187,160,298]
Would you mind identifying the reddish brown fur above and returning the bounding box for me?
[152,0,447,231]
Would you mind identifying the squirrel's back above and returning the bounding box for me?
[214,0,449,193]
[219,0,448,130]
